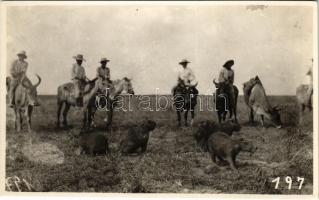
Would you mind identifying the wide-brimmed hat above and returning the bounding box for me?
[73,54,86,61]
[17,51,27,58]
[100,58,110,63]
[223,60,234,68]
[179,59,190,65]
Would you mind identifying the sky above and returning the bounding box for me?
[6,4,315,95]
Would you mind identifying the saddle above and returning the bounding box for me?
[63,79,88,95]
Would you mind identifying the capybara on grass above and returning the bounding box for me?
[208,132,257,171]
[78,132,109,155]
[120,120,156,155]
[193,120,241,151]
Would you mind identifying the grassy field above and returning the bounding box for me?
[5,95,313,194]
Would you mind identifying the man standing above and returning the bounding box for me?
[218,59,235,109]
[173,59,199,95]
[72,54,87,107]
[8,51,34,107]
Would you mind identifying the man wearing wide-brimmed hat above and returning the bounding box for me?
[96,58,110,80]
[178,59,197,87]
[218,59,235,84]
[172,59,198,95]
[218,59,235,108]
[71,54,87,107]
[96,57,112,96]
[8,51,33,107]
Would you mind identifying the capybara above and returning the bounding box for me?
[120,120,157,155]
[79,132,109,155]
[193,120,218,151]
[207,132,257,171]
[218,120,241,135]
[193,120,241,151]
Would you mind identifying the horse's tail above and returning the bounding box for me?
[234,85,239,105]
[57,85,63,104]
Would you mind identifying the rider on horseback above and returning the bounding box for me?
[8,51,36,108]
[72,54,87,107]
[218,59,235,110]
[96,57,112,96]
[173,59,199,96]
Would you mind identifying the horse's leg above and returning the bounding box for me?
[177,110,181,127]
[233,104,238,123]
[63,103,71,127]
[222,111,227,122]
[260,115,265,127]
[217,111,222,124]
[25,106,31,133]
[228,104,233,120]
[82,109,88,130]
[184,109,188,126]
[299,104,305,125]
[249,108,254,124]
[15,109,21,132]
[106,109,113,131]
[91,107,97,128]
[28,105,33,126]
[20,110,23,127]
[87,106,93,130]
[57,101,63,127]
[308,104,313,112]
[190,109,195,126]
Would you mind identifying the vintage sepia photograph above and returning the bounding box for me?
[1,1,317,195]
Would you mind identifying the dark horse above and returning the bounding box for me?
[173,81,198,127]
[213,79,238,123]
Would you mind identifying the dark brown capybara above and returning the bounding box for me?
[193,120,241,151]
[218,120,241,135]
[207,132,257,171]
[120,120,157,155]
[193,120,218,151]
[78,132,109,155]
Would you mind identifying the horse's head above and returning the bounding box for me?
[94,78,110,94]
[243,76,262,97]
[175,79,187,94]
[177,78,186,87]
[6,77,11,92]
[122,77,135,95]
[213,79,227,95]
[268,105,284,129]
[243,76,261,89]
[23,75,41,106]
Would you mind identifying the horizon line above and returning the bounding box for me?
[36,93,297,96]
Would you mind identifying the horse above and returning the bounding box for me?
[296,68,313,124]
[173,81,198,127]
[213,79,238,123]
[90,77,135,130]
[56,77,108,129]
[243,76,282,128]
[7,75,42,132]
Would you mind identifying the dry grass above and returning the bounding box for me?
[5,95,313,194]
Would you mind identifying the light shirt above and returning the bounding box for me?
[218,68,234,84]
[72,63,86,80]
[10,59,28,78]
[96,66,110,79]
[178,66,196,86]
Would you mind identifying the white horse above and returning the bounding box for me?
[91,77,135,130]
[57,77,134,130]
